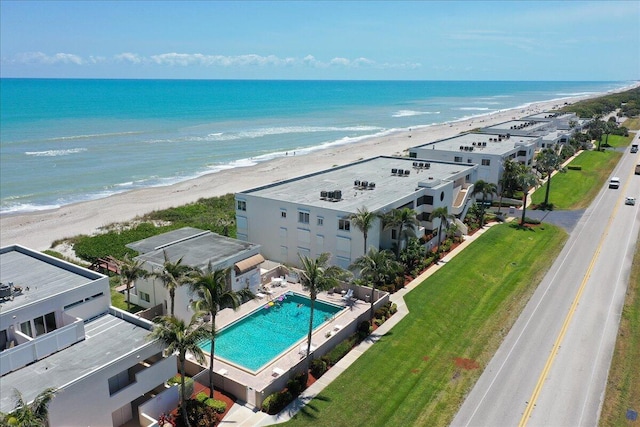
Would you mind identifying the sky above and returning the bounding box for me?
[1,1,639,81]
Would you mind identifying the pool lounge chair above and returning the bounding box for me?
[341,289,354,302]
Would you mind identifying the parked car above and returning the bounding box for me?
[625,196,636,206]
[631,144,638,153]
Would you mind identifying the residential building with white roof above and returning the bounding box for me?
[127,228,263,323]
[409,132,539,185]
[235,156,478,269]
[0,245,176,427]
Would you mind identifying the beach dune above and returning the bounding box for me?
[0,93,620,251]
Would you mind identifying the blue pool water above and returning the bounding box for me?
[201,292,343,371]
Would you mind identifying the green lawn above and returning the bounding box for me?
[531,150,622,210]
[285,223,567,427]
[599,240,640,426]
[601,134,634,148]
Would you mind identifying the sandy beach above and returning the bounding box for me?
[0,91,626,251]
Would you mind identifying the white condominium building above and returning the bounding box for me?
[235,156,478,269]
[0,245,176,427]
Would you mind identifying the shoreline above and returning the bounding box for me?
[1,86,635,251]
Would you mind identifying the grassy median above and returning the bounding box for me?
[285,223,567,427]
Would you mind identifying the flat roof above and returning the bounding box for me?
[411,132,538,156]
[481,119,549,134]
[0,246,103,312]
[0,313,156,413]
[523,111,574,121]
[132,228,260,269]
[240,156,476,213]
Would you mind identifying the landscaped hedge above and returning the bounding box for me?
[567,165,582,170]
[262,390,294,415]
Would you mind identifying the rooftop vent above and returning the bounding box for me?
[354,180,361,187]
[404,170,410,176]
[320,190,328,199]
[391,168,398,174]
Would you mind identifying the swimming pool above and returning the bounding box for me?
[200,292,343,371]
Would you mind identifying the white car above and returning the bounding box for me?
[625,196,636,206]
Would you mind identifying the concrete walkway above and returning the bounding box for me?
[221,224,498,426]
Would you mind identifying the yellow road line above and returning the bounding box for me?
[518,181,628,426]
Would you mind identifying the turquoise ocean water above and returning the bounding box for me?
[0,79,631,214]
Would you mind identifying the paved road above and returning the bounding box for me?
[452,133,640,427]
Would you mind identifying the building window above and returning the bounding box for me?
[298,211,310,224]
[391,229,398,240]
[317,217,324,226]
[338,219,350,231]
[20,321,33,338]
[517,150,527,157]
[467,159,473,163]
[140,292,150,303]
[417,195,434,206]
[281,210,287,218]
[481,159,491,166]
[236,200,246,211]
[454,156,463,163]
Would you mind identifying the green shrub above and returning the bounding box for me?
[322,336,357,366]
[205,398,227,414]
[389,303,398,315]
[287,376,303,397]
[262,391,294,415]
[167,374,181,386]
[310,359,328,379]
[567,165,582,170]
[357,320,372,341]
[374,306,389,320]
[195,391,208,403]
[374,318,384,327]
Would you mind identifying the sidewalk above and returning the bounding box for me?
[223,223,498,426]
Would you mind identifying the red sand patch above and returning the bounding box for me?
[411,369,420,374]
[453,357,480,370]
[422,356,430,362]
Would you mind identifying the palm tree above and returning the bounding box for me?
[348,206,377,256]
[298,253,346,367]
[380,208,419,258]
[500,159,523,198]
[535,148,565,208]
[152,250,194,317]
[429,206,454,255]
[471,180,498,227]
[189,263,247,398]
[119,254,149,311]
[1,387,57,427]
[149,315,208,427]
[349,248,396,322]
[516,170,540,226]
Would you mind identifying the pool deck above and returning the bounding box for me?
[193,281,369,407]
[218,223,499,426]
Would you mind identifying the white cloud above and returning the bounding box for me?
[11,52,84,65]
[5,51,421,71]
[115,52,143,64]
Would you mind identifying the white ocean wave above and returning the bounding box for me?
[47,131,142,141]
[392,110,440,118]
[0,202,62,214]
[458,107,493,111]
[198,125,383,142]
[554,91,598,97]
[25,148,87,157]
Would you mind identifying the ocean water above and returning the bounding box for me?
[0,79,630,214]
